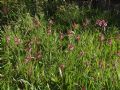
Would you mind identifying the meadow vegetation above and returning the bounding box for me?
[0,0,120,90]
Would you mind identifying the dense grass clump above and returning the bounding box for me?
[0,6,120,90]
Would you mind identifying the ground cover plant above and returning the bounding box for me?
[0,1,120,90]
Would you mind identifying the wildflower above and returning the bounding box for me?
[102,20,107,27]
[49,19,54,25]
[59,32,64,40]
[68,44,74,51]
[25,47,32,53]
[24,40,32,51]
[99,34,105,42]
[67,29,75,37]
[82,86,86,90]
[107,39,112,45]
[115,34,120,41]
[117,51,120,56]
[2,6,9,15]
[32,18,40,28]
[32,37,40,45]
[96,19,102,26]
[83,22,87,27]
[98,60,105,69]
[96,19,107,28]
[79,51,85,57]
[48,18,54,26]
[35,51,42,60]
[75,35,80,41]
[47,27,52,35]
[25,54,34,63]
[72,21,79,29]
[14,36,21,45]
[84,61,91,67]
[82,18,90,27]
[6,36,10,44]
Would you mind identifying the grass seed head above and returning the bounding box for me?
[59,64,65,71]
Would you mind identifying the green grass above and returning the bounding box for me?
[0,11,120,90]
